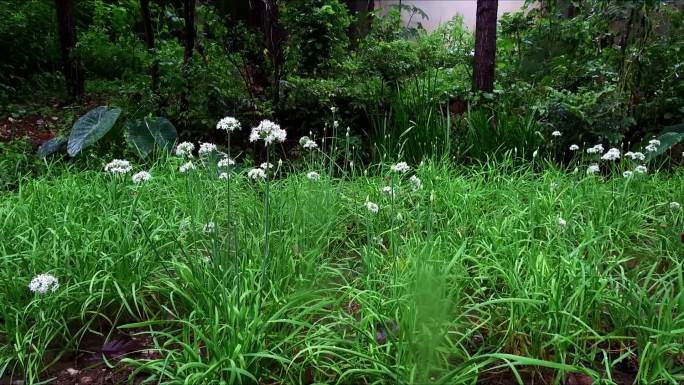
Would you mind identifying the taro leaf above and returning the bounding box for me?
[126,117,178,158]
[36,137,67,158]
[646,123,684,160]
[67,106,122,157]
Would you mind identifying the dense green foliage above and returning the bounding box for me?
[2,1,683,164]
[1,156,682,383]
[1,1,684,383]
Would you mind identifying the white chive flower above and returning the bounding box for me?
[299,136,318,150]
[586,144,605,154]
[634,165,648,174]
[409,175,422,191]
[219,172,229,180]
[307,171,320,181]
[587,164,600,174]
[649,138,660,146]
[645,144,658,153]
[217,158,235,168]
[601,148,620,161]
[175,142,195,158]
[391,162,410,173]
[551,130,562,137]
[381,186,395,198]
[179,161,196,173]
[132,171,151,184]
[216,116,240,132]
[366,201,379,214]
[247,168,266,180]
[569,144,579,151]
[558,217,567,227]
[28,273,59,294]
[249,119,286,145]
[623,170,634,178]
[260,162,274,170]
[670,202,681,210]
[203,222,215,233]
[625,151,645,161]
[198,142,218,156]
[104,159,132,174]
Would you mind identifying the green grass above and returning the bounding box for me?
[0,157,683,384]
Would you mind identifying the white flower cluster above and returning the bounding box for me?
[307,171,320,181]
[670,201,681,210]
[217,158,235,168]
[179,161,196,173]
[249,119,286,145]
[569,144,579,151]
[623,170,633,178]
[219,172,230,180]
[625,151,645,161]
[551,131,562,137]
[587,164,600,174]
[634,165,648,174]
[175,142,194,158]
[260,162,274,170]
[391,162,410,173]
[366,201,379,214]
[381,186,394,197]
[586,144,605,154]
[645,138,660,153]
[409,175,422,191]
[248,168,266,180]
[132,171,151,184]
[216,116,241,132]
[299,136,318,150]
[104,159,132,174]
[28,273,59,294]
[198,142,217,156]
[203,222,215,233]
[558,217,567,227]
[601,148,620,161]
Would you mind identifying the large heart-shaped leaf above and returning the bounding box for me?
[646,123,684,160]
[36,137,67,158]
[67,106,122,157]
[126,117,178,157]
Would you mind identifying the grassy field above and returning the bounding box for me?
[1,157,683,384]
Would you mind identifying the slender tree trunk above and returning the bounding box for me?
[344,0,374,45]
[245,0,285,104]
[180,0,196,123]
[473,0,498,92]
[54,0,84,98]
[139,0,159,106]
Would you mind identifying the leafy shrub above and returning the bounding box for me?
[0,141,44,191]
[0,0,60,100]
[281,0,351,77]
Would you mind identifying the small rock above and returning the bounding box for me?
[66,368,80,376]
[80,376,93,384]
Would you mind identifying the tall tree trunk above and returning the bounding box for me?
[473,0,498,92]
[344,0,374,45]
[139,0,160,108]
[179,0,196,124]
[251,0,285,104]
[54,0,84,99]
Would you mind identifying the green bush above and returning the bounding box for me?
[0,141,45,191]
[281,0,352,77]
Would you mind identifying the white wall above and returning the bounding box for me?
[375,0,529,31]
